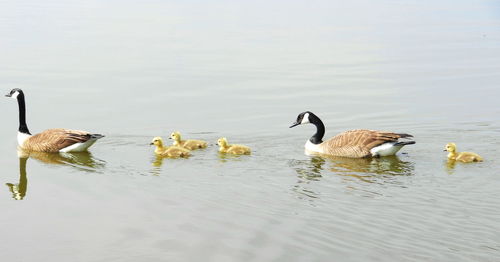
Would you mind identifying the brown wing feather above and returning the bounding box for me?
[321,129,409,158]
[23,128,92,152]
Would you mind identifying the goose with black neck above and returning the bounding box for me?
[290,111,415,158]
[5,88,104,153]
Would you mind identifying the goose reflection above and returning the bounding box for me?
[290,154,415,199]
[19,149,106,172]
[6,157,28,200]
[6,149,105,200]
[289,156,326,200]
[324,155,414,184]
[292,156,325,181]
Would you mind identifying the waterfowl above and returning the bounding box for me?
[290,111,415,158]
[5,89,104,153]
[444,143,483,163]
[217,137,251,155]
[150,137,191,158]
[169,131,207,150]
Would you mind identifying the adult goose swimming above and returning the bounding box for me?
[6,88,104,153]
[290,111,415,158]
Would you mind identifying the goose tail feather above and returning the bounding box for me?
[394,141,416,146]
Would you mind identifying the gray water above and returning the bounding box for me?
[1,1,500,261]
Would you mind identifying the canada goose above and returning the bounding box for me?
[5,89,104,153]
[216,137,251,155]
[444,143,483,163]
[150,137,191,158]
[290,111,415,158]
[169,131,207,150]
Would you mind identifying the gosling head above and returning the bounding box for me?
[169,131,181,141]
[444,143,457,153]
[216,137,229,148]
[150,137,164,147]
[290,111,315,128]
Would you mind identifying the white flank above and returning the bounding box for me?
[17,132,32,147]
[59,139,98,153]
[305,140,322,154]
[300,113,310,124]
[370,142,403,157]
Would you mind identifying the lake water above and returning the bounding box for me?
[1,1,500,261]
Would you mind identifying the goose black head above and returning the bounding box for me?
[289,111,314,128]
[5,88,23,99]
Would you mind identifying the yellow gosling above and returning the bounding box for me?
[444,143,483,163]
[217,137,251,155]
[150,137,191,158]
[169,131,207,150]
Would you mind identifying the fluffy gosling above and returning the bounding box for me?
[170,131,207,150]
[444,143,483,163]
[150,137,191,158]
[217,137,251,155]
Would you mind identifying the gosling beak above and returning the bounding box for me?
[149,143,154,146]
[289,122,300,128]
[168,137,172,139]
[443,149,447,152]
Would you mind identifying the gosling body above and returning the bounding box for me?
[444,143,483,163]
[170,131,207,150]
[290,111,415,158]
[151,137,191,158]
[217,137,251,155]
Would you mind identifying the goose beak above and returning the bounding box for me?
[289,122,300,128]
[5,93,11,97]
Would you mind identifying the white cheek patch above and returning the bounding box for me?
[11,91,19,99]
[300,113,310,124]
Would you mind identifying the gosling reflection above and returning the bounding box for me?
[6,157,28,200]
[445,159,457,174]
[152,156,164,167]
[217,152,246,163]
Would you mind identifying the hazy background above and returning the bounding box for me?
[0,1,499,261]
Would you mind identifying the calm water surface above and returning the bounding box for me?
[1,1,500,261]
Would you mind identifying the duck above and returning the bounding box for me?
[5,88,104,153]
[444,143,483,162]
[216,137,251,155]
[169,131,207,150]
[289,111,415,158]
[150,137,191,158]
